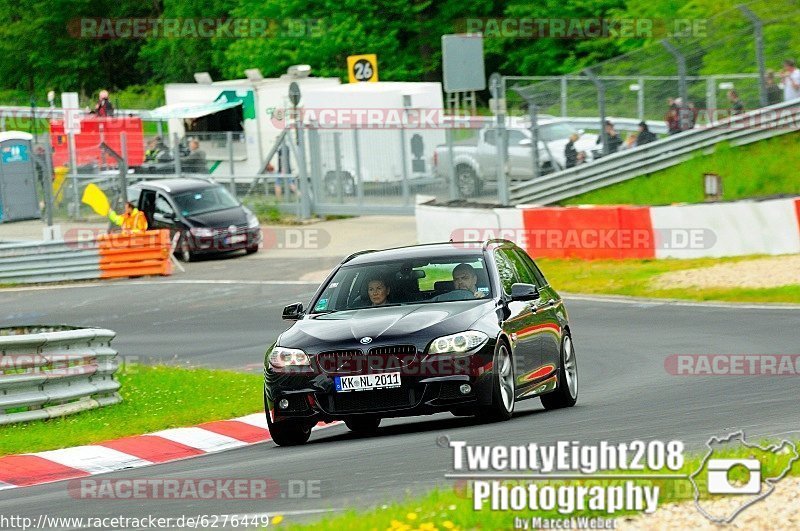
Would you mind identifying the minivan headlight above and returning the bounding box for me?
[428,331,489,354]
[268,347,310,369]
[190,227,214,237]
[246,212,260,228]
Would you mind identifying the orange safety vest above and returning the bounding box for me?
[120,209,148,234]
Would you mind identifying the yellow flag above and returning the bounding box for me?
[81,183,110,217]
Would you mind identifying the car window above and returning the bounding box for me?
[513,249,546,287]
[538,123,578,142]
[172,186,239,216]
[508,130,527,145]
[155,194,174,216]
[127,187,141,208]
[310,256,492,313]
[483,129,496,146]
[494,249,521,295]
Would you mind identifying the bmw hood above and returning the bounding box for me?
[183,206,248,228]
[279,301,492,353]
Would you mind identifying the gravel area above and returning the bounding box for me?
[653,255,800,290]
[620,477,800,530]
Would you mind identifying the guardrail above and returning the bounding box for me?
[509,100,800,205]
[0,229,172,284]
[0,326,120,425]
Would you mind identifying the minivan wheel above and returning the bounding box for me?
[179,235,194,263]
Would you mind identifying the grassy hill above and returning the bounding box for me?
[561,133,800,206]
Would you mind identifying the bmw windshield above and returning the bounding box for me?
[311,256,492,313]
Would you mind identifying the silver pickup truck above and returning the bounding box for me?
[433,118,600,197]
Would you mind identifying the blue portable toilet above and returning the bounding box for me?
[0,131,40,222]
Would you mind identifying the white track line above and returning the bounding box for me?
[149,427,248,453]
[34,446,152,474]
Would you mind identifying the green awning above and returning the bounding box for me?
[147,100,242,120]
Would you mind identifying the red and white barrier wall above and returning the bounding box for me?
[416,197,800,259]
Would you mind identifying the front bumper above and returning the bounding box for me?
[265,344,496,423]
[190,227,262,254]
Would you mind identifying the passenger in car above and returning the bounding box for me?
[366,276,391,306]
[452,263,486,299]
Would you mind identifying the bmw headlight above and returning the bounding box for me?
[268,346,310,369]
[190,227,214,237]
[428,331,489,354]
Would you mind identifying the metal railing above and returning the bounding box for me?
[509,99,800,205]
[0,240,100,284]
[0,326,120,425]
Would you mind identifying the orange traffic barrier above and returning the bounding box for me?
[97,229,173,279]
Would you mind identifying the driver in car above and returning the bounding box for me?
[452,263,486,299]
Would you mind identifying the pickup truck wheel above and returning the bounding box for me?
[456,166,481,197]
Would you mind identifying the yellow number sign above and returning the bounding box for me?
[347,54,378,83]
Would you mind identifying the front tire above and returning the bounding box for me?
[541,335,578,410]
[479,341,515,422]
[266,411,312,446]
[178,234,194,263]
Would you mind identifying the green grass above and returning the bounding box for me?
[537,256,800,304]
[0,364,262,456]
[562,135,800,206]
[287,441,800,530]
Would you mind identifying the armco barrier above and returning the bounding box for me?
[0,326,120,425]
[416,197,800,259]
[0,229,172,284]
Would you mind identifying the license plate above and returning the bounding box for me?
[227,234,246,244]
[335,372,401,392]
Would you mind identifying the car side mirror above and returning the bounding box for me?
[510,283,540,302]
[282,302,304,320]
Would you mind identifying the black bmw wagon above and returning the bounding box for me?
[264,240,578,446]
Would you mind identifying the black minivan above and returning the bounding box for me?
[127,178,262,262]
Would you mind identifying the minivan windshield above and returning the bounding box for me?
[172,186,240,216]
[310,255,492,313]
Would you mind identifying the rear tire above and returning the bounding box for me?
[479,341,514,422]
[344,416,381,433]
[541,335,578,410]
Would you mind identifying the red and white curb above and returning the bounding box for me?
[0,413,340,490]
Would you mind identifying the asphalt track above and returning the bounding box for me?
[1,256,799,528]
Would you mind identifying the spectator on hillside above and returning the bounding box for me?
[728,90,744,115]
[765,70,783,106]
[665,98,681,135]
[780,59,800,101]
[635,121,656,146]
[621,133,637,150]
[564,133,578,168]
[92,90,114,117]
[596,120,622,154]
